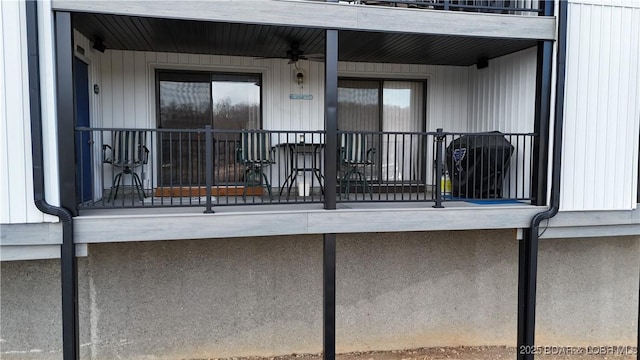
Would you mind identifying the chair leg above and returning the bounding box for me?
[260,170,272,199]
[356,170,365,199]
[110,172,123,201]
[314,169,325,195]
[363,170,372,200]
[286,171,298,200]
[132,172,146,201]
[343,166,357,199]
[242,168,251,202]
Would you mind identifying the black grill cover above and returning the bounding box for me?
[445,132,514,198]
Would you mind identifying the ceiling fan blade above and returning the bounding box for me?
[254,56,285,60]
[303,54,325,62]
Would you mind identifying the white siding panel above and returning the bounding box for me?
[561,2,640,211]
[38,0,60,222]
[0,0,49,224]
[569,0,640,8]
[468,47,537,133]
[96,51,470,132]
[467,48,538,200]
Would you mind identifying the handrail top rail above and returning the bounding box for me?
[76,127,537,137]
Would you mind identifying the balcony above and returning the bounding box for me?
[76,128,536,210]
[55,6,555,242]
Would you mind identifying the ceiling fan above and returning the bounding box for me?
[256,41,324,64]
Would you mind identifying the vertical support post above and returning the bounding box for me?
[55,11,78,216]
[517,234,528,359]
[531,0,554,206]
[517,230,539,360]
[54,11,80,360]
[433,128,444,208]
[324,28,338,210]
[204,125,214,213]
[323,233,337,360]
[322,7,339,357]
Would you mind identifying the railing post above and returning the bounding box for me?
[433,128,445,208]
[204,125,214,213]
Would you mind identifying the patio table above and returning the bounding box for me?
[277,142,325,197]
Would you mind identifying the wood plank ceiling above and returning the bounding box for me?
[73,13,537,66]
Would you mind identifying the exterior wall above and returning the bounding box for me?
[1,1,43,223]
[468,47,537,133]
[0,0,59,224]
[467,47,538,199]
[560,0,640,211]
[1,231,638,359]
[92,49,470,131]
[88,48,472,190]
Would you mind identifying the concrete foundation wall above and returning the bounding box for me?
[1,231,638,359]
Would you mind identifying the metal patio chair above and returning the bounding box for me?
[340,133,376,199]
[236,131,276,201]
[103,130,149,202]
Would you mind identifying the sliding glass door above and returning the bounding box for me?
[382,81,424,182]
[157,71,261,186]
[338,78,425,183]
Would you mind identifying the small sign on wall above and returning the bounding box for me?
[290,94,313,100]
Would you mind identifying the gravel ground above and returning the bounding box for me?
[191,346,638,360]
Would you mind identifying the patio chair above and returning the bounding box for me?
[236,131,276,201]
[340,133,376,199]
[103,130,149,202]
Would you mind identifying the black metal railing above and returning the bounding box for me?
[336,130,435,202]
[345,0,544,16]
[75,127,326,209]
[432,129,536,207]
[75,127,536,210]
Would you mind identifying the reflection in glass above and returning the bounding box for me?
[382,81,424,182]
[338,79,425,183]
[212,76,261,183]
[157,72,262,186]
[212,80,261,130]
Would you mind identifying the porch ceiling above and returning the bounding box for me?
[73,13,537,66]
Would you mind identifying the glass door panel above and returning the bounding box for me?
[157,71,262,186]
[212,75,261,184]
[338,79,380,180]
[158,72,211,187]
[382,81,424,182]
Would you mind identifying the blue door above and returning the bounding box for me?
[75,58,92,203]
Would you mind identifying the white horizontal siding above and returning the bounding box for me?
[561,1,640,211]
[0,0,58,224]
